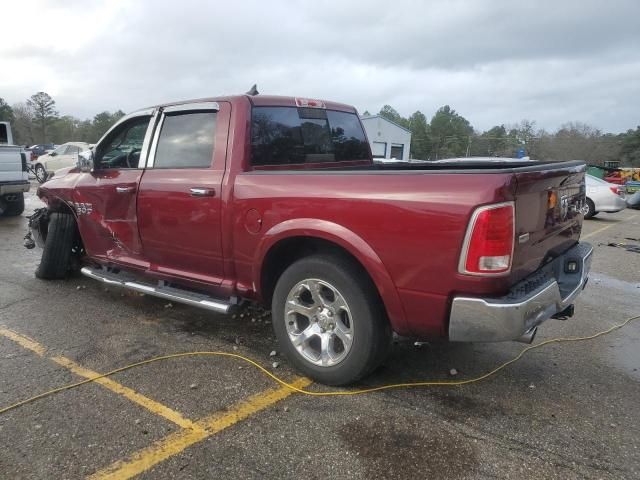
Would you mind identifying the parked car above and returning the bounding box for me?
[625,180,640,194]
[34,142,91,183]
[28,94,592,385]
[584,174,627,219]
[627,191,640,210]
[27,143,55,161]
[0,122,30,216]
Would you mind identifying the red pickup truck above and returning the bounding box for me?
[30,94,592,385]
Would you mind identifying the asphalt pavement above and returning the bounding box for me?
[1,183,638,479]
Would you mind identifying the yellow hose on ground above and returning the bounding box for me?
[1,314,638,415]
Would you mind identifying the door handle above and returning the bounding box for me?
[190,188,215,197]
[115,186,136,193]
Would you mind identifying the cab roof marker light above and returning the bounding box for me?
[295,98,326,109]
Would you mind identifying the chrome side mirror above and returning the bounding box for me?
[78,149,94,172]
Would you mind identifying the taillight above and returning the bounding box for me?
[609,186,622,196]
[459,202,515,275]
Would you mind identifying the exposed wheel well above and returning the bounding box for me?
[261,237,383,311]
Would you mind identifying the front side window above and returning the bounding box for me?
[153,112,216,168]
[96,116,150,169]
[250,107,370,166]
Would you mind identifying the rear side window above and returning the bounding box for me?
[154,112,216,168]
[0,124,8,144]
[250,107,369,166]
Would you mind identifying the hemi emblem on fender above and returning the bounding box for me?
[72,202,93,215]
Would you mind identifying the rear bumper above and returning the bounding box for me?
[596,195,627,213]
[449,242,593,342]
[0,180,30,195]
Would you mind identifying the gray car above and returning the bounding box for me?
[585,174,626,219]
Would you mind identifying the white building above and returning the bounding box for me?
[360,115,412,161]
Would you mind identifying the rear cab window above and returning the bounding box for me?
[250,106,370,168]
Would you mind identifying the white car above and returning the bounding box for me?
[34,142,91,183]
[585,174,627,219]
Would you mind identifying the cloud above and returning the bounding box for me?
[1,0,638,132]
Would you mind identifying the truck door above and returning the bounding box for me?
[137,102,229,285]
[73,110,157,268]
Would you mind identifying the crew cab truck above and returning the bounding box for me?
[30,95,592,385]
[0,122,30,217]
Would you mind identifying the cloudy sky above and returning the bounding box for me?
[2,0,639,132]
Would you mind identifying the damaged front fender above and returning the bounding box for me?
[24,208,50,249]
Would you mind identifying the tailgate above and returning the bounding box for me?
[511,161,586,283]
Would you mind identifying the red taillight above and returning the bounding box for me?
[609,186,621,196]
[459,203,514,275]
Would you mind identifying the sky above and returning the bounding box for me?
[1,0,639,133]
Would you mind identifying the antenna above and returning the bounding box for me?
[246,84,259,96]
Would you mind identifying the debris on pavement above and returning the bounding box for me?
[605,242,640,253]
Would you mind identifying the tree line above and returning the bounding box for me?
[0,92,124,146]
[366,105,640,166]
[1,91,638,166]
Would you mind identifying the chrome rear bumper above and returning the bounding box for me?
[0,180,30,195]
[449,242,593,342]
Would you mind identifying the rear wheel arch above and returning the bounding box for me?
[257,226,407,334]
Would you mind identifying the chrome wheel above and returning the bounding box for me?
[285,278,354,367]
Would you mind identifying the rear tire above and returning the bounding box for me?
[272,254,392,385]
[584,198,596,219]
[1,193,25,217]
[35,212,78,279]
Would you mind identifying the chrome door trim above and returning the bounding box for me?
[136,109,160,169]
[146,113,166,168]
[163,102,220,113]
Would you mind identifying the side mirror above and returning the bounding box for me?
[50,151,57,157]
[78,149,95,172]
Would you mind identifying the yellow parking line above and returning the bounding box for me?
[582,213,638,240]
[0,328,47,356]
[0,327,198,430]
[89,377,312,480]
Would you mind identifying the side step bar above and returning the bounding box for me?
[80,266,235,314]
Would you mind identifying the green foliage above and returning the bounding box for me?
[0,97,14,123]
[620,126,640,166]
[408,111,431,160]
[11,103,35,146]
[430,105,473,158]
[90,110,125,142]
[365,103,636,164]
[5,92,125,145]
[27,92,58,143]
[378,105,409,128]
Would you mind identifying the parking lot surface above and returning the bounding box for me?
[1,184,639,479]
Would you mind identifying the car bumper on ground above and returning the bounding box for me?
[597,195,627,213]
[0,180,30,195]
[448,242,593,343]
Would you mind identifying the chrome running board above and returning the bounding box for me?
[80,266,235,314]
